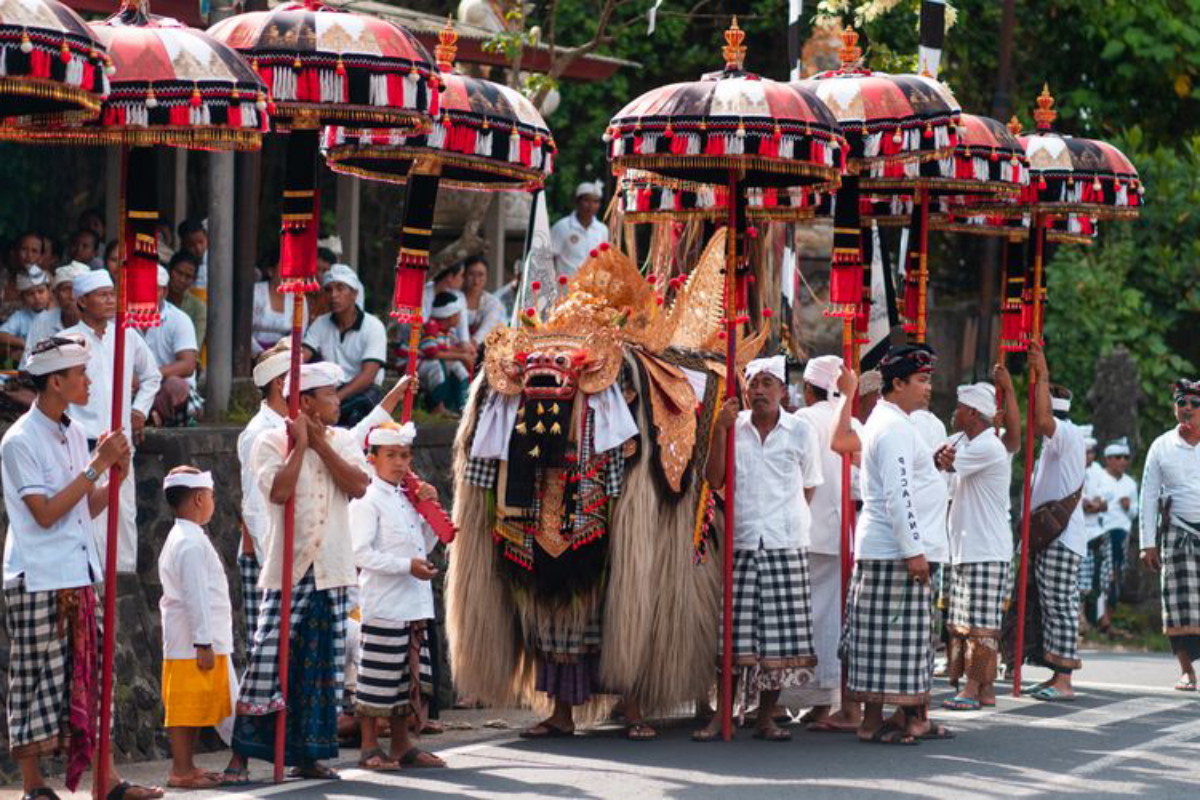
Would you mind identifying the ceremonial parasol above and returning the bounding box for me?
[209,2,437,779]
[0,0,111,125]
[994,86,1140,697]
[321,18,553,423]
[606,18,845,741]
[0,0,268,793]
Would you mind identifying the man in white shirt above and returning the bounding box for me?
[227,362,371,781]
[1139,379,1200,691]
[792,355,862,732]
[302,264,388,427]
[695,355,821,743]
[143,266,200,427]
[0,267,52,358]
[549,182,609,278]
[62,270,162,574]
[843,344,954,744]
[1097,438,1138,620]
[1024,343,1087,701]
[1080,427,1113,626]
[23,262,89,354]
[942,375,1020,712]
[2,335,162,800]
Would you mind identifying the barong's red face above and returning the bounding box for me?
[516,348,586,401]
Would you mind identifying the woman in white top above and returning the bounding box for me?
[461,256,505,346]
[251,258,308,357]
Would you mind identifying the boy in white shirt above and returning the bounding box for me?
[157,466,234,790]
[351,421,446,769]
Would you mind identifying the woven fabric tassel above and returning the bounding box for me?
[403,71,419,109]
[828,177,862,319]
[272,66,296,100]
[124,148,162,330]
[277,130,321,294]
[65,55,83,87]
[391,171,440,322]
[475,129,493,156]
[369,73,388,106]
[999,239,1026,352]
[900,206,923,334]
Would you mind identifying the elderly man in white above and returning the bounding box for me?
[550,181,609,278]
[62,269,162,574]
[695,355,822,743]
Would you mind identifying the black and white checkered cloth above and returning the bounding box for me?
[1079,536,1113,597]
[1161,523,1200,636]
[841,559,933,705]
[948,562,1010,637]
[723,548,816,670]
[1035,541,1082,670]
[464,456,498,489]
[354,621,433,717]
[236,569,349,715]
[237,552,262,650]
[5,584,71,753]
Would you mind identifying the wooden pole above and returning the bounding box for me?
[1012,211,1045,696]
[916,187,931,344]
[93,144,128,800]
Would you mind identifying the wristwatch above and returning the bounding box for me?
[83,466,100,483]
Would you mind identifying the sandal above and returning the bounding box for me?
[105,782,164,800]
[357,748,401,771]
[625,722,658,741]
[806,719,858,733]
[941,696,981,711]
[219,767,251,786]
[398,747,446,768]
[21,789,61,800]
[420,719,446,735]
[289,763,340,781]
[752,726,792,742]
[1031,686,1075,702]
[1174,675,1197,692]
[860,721,918,746]
[691,727,721,742]
[166,773,221,790]
[519,722,574,739]
[916,722,956,740]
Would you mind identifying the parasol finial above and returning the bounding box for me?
[839,27,862,68]
[1007,115,1022,136]
[722,17,746,70]
[1034,84,1056,131]
[435,17,458,73]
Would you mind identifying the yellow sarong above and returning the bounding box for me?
[162,654,232,728]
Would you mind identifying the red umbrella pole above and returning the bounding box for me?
[719,169,744,742]
[915,187,931,344]
[94,145,129,800]
[840,315,854,601]
[1012,211,1046,697]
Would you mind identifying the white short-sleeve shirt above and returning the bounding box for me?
[1,406,101,591]
[303,309,388,386]
[142,301,199,388]
[1031,417,1088,556]
[550,212,609,277]
[793,399,861,556]
[732,409,823,551]
[350,476,438,625]
[948,427,1013,564]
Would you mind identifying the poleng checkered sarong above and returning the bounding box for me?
[355,621,433,717]
[842,560,933,705]
[948,562,1010,638]
[237,552,261,649]
[724,549,817,671]
[1079,536,1113,597]
[235,569,349,716]
[1035,541,1082,670]
[1161,522,1200,636]
[5,584,72,756]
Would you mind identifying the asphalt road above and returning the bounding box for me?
[17,649,1200,800]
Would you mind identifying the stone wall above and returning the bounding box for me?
[0,422,458,783]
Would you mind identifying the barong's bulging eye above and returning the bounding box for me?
[554,355,569,370]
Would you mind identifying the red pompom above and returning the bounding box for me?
[647,274,658,285]
[599,242,610,251]
[747,226,759,239]
[655,295,664,305]
[530,280,542,292]
[762,308,774,318]
[717,330,727,340]
[589,249,599,258]
[557,275,569,285]
[525,307,536,317]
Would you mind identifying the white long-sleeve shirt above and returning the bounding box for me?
[350,476,437,624]
[61,320,161,441]
[1139,427,1200,549]
[793,399,860,556]
[1095,469,1138,535]
[856,400,946,561]
[157,519,233,659]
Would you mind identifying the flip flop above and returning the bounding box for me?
[941,696,981,711]
[860,721,918,746]
[105,782,164,800]
[398,747,446,768]
[806,720,858,733]
[289,764,340,781]
[752,726,792,742]
[219,767,251,786]
[166,773,221,790]
[1174,676,1197,692]
[691,727,721,742]
[21,789,61,800]
[625,722,658,741]
[916,722,956,740]
[357,748,401,771]
[519,722,575,739]
[1031,686,1076,702]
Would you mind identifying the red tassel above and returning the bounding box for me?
[829,263,862,309]
[392,265,427,322]
[30,49,51,78]
[519,137,533,166]
[705,135,725,156]
[902,275,920,334]
[168,104,188,126]
[298,67,320,102]
[227,103,242,128]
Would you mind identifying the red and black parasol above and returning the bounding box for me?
[606,18,846,742]
[0,0,111,125]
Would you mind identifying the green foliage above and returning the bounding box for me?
[1043,129,1200,446]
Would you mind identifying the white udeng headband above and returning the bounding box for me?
[1051,397,1072,413]
[163,471,214,491]
[368,421,416,447]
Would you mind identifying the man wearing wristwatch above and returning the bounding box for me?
[2,334,163,800]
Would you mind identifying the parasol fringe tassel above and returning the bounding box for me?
[427,120,446,149]
[475,130,492,156]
